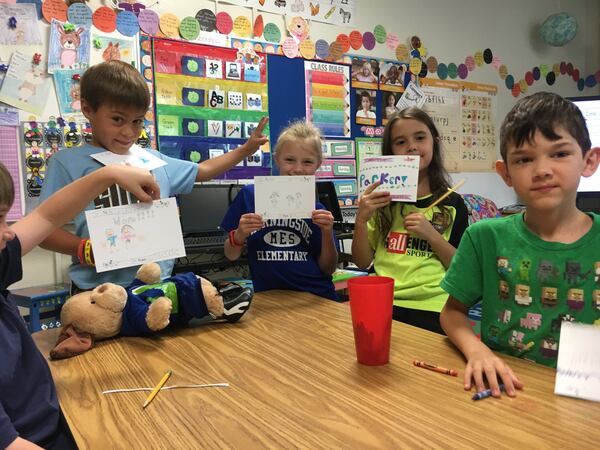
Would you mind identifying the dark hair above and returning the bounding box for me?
[360,91,372,103]
[0,162,15,208]
[499,92,591,161]
[81,60,150,111]
[376,107,453,241]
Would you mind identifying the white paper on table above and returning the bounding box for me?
[396,81,426,110]
[358,155,419,202]
[91,145,167,171]
[85,198,185,273]
[554,322,600,402]
[254,175,315,220]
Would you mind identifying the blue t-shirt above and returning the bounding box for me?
[221,185,337,300]
[39,144,199,289]
[0,238,72,448]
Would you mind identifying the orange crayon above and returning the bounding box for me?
[413,360,458,377]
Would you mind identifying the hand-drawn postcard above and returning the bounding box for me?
[89,30,136,67]
[86,198,185,273]
[0,51,52,115]
[47,19,90,74]
[0,3,42,45]
[358,155,419,202]
[255,175,315,220]
[555,322,600,402]
[91,145,167,171]
[53,69,85,117]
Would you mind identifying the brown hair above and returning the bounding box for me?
[80,60,150,111]
[499,92,591,161]
[274,120,323,163]
[0,162,15,208]
[376,107,453,242]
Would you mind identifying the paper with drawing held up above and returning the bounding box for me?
[91,145,167,171]
[555,322,600,402]
[358,155,419,202]
[85,198,185,273]
[254,175,315,220]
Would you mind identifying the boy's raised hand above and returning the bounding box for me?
[465,344,524,398]
[244,116,269,155]
[312,209,334,232]
[356,181,391,224]
[110,165,160,202]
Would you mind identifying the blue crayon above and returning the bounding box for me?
[472,384,505,401]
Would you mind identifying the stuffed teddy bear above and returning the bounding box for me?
[50,263,253,359]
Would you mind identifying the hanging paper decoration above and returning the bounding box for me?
[287,16,309,43]
[254,14,264,37]
[138,8,159,35]
[540,13,577,47]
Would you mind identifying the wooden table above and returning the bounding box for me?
[33,291,599,449]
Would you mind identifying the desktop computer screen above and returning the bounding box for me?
[316,181,344,223]
[178,184,242,235]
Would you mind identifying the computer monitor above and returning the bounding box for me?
[178,184,242,235]
[316,181,344,223]
[568,96,600,212]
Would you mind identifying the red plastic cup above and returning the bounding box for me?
[348,276,394,365]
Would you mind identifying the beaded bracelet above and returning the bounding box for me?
[84,239,95,266]
[229,229,244,247]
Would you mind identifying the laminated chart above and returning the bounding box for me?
[153,38,271,180]
[305,61,350,138]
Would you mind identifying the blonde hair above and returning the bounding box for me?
[362,61,372,72]
[0,162,15,208]
[274,121,323,163]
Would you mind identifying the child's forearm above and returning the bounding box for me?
[440,298,486,359]
[6,436,44,450]
[350,221,374,269]
[223,238,244,261]
[427,233,456,268]
[39,228,80,256]
[318,233,338,275]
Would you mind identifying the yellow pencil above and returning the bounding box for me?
[142,370,172,409]
[424,179,466,212]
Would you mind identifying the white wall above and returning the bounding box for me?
[5,0,599,287]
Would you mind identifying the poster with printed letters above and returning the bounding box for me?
[358,155,419,202]
[85,198,185,273]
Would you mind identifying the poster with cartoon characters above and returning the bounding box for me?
[0,51,52,115]
[47,19,90,74]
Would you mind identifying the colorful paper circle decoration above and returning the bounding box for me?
[540,13,577,47]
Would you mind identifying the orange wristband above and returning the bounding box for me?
[229,230,244,247]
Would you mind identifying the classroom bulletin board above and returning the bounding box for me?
[152,38,271,180]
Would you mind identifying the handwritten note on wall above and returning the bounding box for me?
[555,322,600,402]
[254,175,315,220]
[358,156,419,202]
[85,198,185,273]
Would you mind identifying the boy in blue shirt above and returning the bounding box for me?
[1,162,159,449]
[440,92,600,398]
[39,60,268,292]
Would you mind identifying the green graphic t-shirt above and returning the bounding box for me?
[442,213,600,368]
